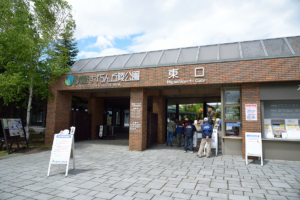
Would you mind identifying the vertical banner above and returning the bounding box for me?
[245,104,257,121]
[245,132,263,166]
[99,125,103,137]
[193,132,197,147]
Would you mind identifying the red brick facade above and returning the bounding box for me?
[241,83,261,158]
[45,56,300,151]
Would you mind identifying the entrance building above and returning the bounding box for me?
[45,36,300,160]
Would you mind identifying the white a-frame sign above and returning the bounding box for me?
[47,127,76,176]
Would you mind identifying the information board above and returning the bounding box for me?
[99,125,103,137]
[47,134,75,176]
[245,132,263,166]
[7,119,25,137]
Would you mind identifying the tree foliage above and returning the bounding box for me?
[0,0,76,138]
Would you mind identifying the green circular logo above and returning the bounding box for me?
[65,75,73,86]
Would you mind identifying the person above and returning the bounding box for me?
[176,121,184,147]
[219,118,222,131]
[198,117,213,158]
[183,118,189,147]
[166,118,176,146]
[184,120,197,153]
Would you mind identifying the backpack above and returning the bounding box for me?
[208,118,213,125]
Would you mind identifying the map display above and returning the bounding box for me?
[7,119,25,137]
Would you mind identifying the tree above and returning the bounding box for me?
[55,31,79,68]
[0,0,76,139]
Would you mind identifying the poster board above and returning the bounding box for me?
[47,134,75,176]
[204,129,218,156]
[245,132,263,166]
[0,118,28,154]
[245,104,257,121]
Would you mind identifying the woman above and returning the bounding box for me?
[176,121,184,147]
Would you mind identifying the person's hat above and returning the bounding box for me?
[204,117,208,122]
[185,118,188,121]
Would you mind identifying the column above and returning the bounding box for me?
[241,83,261,158]
[129,88,148,151]
[88,98,104,140]
[153,96,166,144]
[175,104,179,120]
[203,102,207,118]
[45,91,72,145]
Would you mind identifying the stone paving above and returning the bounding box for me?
[0,139,300,200]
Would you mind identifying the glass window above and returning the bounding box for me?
[115,109,121,125]
[225,106,240,120]
[263,100,300,139]
[225,122,241,136]
[124,109,130,127]
[225,91,240,104]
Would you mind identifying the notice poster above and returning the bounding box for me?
[264,119,273,138]
[285,119,300,139]
[246,132,262,157]
[2,119,8,129]
[245,104,257,121]
[7,119,23,137]
[271,119,286,138]
[50,135,73,164]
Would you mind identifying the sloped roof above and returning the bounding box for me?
[70,36,300,73]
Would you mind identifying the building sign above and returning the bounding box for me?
[65,75,74,86]
[167,67,206,85]
[71,71,140,88]
[245,104,257,121]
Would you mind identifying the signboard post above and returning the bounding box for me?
[47,134,75,176]
[204,128,218,156]
[245,132,263,166]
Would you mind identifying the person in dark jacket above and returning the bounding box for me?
[184,120,197,153]
[176,121,184,147]
[197,117,213,158]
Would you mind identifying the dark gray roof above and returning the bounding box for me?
[71,36,300,73]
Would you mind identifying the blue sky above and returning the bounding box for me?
[68,0,300,60]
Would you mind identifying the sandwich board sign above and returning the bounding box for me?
[204,128,218,156]
[245,132,263,166]
[47,134,75,176]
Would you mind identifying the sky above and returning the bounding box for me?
[66,0,300,60]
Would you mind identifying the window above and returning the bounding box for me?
[263,100,300,139]
[223,89,241,137]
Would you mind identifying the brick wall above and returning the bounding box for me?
[241,83,261,158]
[129,88,148,151]
[153,96,166,144]
[88,98,104,140]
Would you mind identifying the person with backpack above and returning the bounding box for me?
[176,121,184,147]
[166,118,176,146]
[197,117,213,158]
[184,120,197,153]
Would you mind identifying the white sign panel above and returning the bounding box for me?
[245,132,263,166]
[193,132,197,147]
[245,104,257,121]
[204,129,218,156]
[47,134,75,176]
[285,119,300,139]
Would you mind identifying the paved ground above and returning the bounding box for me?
[0,139,300,200]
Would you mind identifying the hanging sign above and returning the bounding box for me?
[245,132,263,166]
[245,104,257,121]
[47,134,75,176]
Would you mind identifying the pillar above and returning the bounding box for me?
[88,98,104,140]
[153,96,166,144]
[175,104,179,120]
[129,88,148,151]
[203,102,207,118]
[45,91,72,145]
[241,83,261,158]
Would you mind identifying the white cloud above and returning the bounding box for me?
[68,0,300,56]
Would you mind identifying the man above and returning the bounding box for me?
[166,118,176,146]
[184,120,197,153]
[198,117,213,158]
